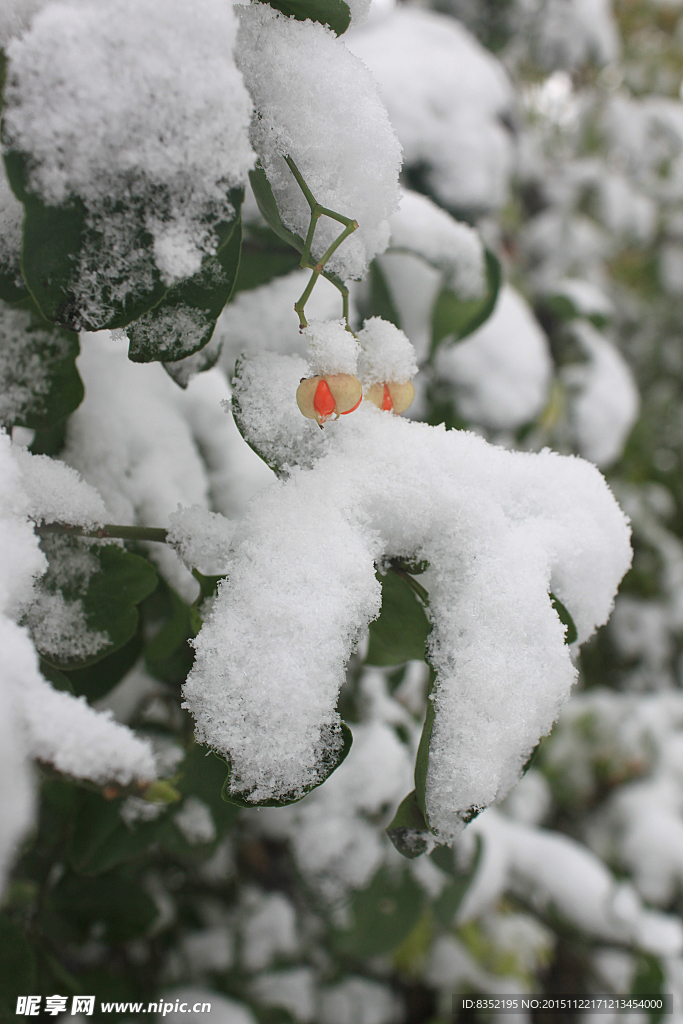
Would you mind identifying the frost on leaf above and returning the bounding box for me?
[2,0,254,329]
[185,340,631,830]
[236,3,401,281]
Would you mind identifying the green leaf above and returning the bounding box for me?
[4,150,172,332]
[550,592,578,645]
[263,0,351,35]
[67,791,170,876]
[127,207,243,364]
[363,259,401,328]
[331,864,425,958]
[38,659,73,694]
[414,668,436,824]
[366,568,431,667]
[431,249,502,353]
[30,540,158,672]
[50,870,157,942]
[64,632,143,702]
[430,835,483,927]
[144,583,195,684]
[220,722,353,807]
[177,744,240,837]
[234,224,302,294]
[386,790,433,859]
[0,296,83,431]
[0,915,36,1023]
[249,166,307,256]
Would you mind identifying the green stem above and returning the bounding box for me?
[36,522,169,544]
[392,567,429,606]
[284,155,358,326]
[284,155,317,210]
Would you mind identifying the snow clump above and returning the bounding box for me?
[184,322,631,837]
[236,3,402,280]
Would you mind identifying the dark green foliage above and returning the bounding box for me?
[366,568,431,666]
[331,864,425,958]
[0,915,37,1023]
[235,225,302,293]
[430,835,483,926]
[262,0,351,35]
[431,248,502,353]
[550,592,578,645]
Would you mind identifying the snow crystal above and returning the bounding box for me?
[347,8,514,212]
[434,285,553,431]
[0,0,50,46]
[11,446,106,528]
[388,190,485,300]
[345,0,373,27]
[305,320,360,376]
[0,171,23,287]
[240,889,299,972]
[24,589,108,662]
[167,506,236,576]
[187,356,631,834]
[0,302,69,427]
[562,322,640,468]
[174,796,217,845]
[3,0,254,321]
[356,318,417,385]
[236,3,401,280]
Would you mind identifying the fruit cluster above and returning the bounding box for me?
[296,373,415,426]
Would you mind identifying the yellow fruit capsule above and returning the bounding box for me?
[364,380,415,415]
[296,373,363,426]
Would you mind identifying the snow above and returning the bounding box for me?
[186,341,631,833]
[236,3,401,280]
[459,810,683,956]
[249,968,316,1024]
[11,446,106,528]
[356,318,418,385]
[562,322,640,468]
[3,0,254,322]
[62,335,270,600]
[0,302,69,426]
[167,506,236,576]
[388,190,486,300]
[548,278,614,320]
[0,171,23,287]
[434,285,553,430]
[216,271,345,372]
[318,977,403,1024]
[347,8,514,212]
[0,629,35,895]
[305,320,361,376]
[174,796,216,845]
[240,889,299,972]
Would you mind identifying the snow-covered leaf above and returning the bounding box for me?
[126,208,243,364]
[219,722,353,807]
[28,540,158,671]
[0,296,83,431]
